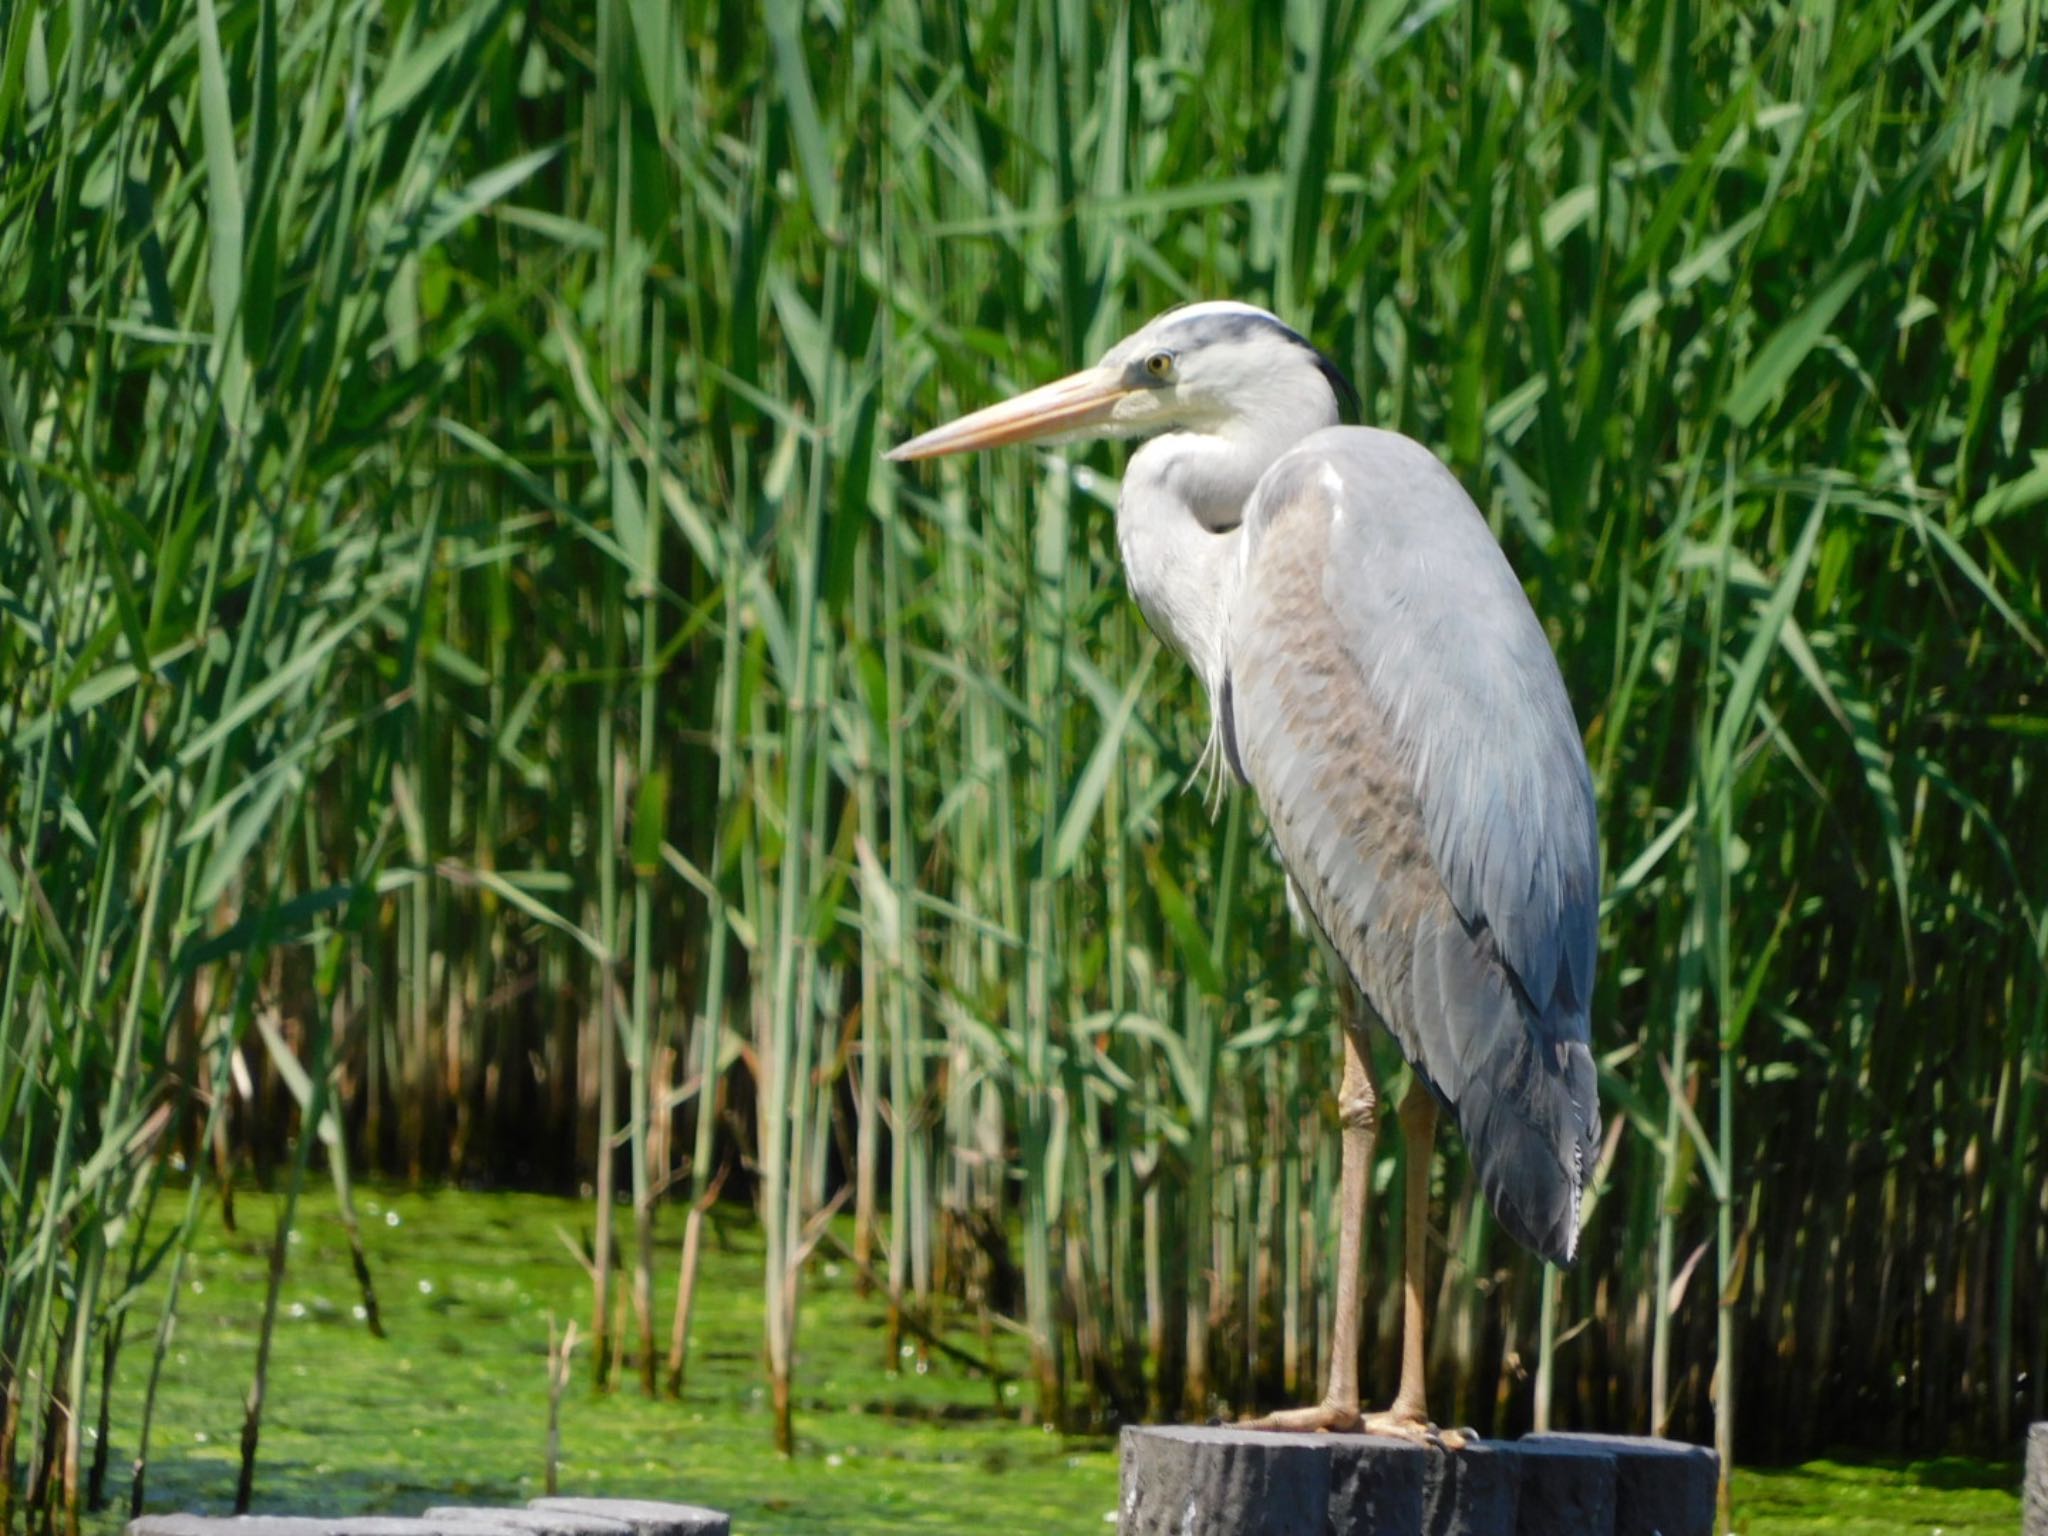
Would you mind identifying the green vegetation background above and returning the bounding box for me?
[106,1187,2020,1534]
[3,0,2045,1530]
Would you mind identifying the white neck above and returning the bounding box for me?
[1114,376,1337,705]
[1116,444,1245,705]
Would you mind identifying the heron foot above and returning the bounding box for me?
[1360,1407,1468,1450]
[1239,1400,1363,1434]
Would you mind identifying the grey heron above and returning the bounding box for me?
[887,301,1601,1441]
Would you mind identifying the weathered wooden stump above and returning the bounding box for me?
[1419,1440,1518,1535]
[130,1519,527,1536]
[1119,1425,1716,1536]
[1506,1440,1614,1536]
[130,1498,725,1536]
[1524,1433,1715,1536]
[2025,1422,2047,1536]
[424,1511,633,1536]
[1325,1436,1424,1532]
[526,1499,727,1536]
[1118,1426,1335,1535]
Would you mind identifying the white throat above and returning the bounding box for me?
[1116,442,1245,703]
[1113,377,1338,694]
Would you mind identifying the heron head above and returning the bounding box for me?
[885,301,1356,462]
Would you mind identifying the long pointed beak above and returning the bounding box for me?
[885,365,1134,461]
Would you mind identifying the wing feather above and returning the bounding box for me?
[1224,428,1601,1263]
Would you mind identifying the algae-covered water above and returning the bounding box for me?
[100,1186,2021,1534]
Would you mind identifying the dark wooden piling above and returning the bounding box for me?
[1118,1426,1716,1536]
[526,1499,727,1536]
[129,1498,727,1536]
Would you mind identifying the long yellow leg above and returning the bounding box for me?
[1244,988,1376,1431]
[1363,1076,1463,1445]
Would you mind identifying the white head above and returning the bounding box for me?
[887,303,1356,741]
[886,301,1356,464]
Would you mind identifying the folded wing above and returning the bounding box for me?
[1224,428,1601,1263]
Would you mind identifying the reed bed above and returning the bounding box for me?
[3,0,2044,1530]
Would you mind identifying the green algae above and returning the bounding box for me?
[97,1186,2020,1534]
[102,1186,1116,1534]
[1731,1456,2022,1534]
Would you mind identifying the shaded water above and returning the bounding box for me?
[98,1186,2020,1534]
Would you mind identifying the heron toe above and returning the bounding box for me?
[1360,1407,1469,1450]
[1240,1400,1364,1434]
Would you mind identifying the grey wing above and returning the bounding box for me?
[1224,428,1601,1264]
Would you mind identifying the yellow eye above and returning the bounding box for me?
[1145,350,1175,379]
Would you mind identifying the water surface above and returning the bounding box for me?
[99,1185,2020,1534]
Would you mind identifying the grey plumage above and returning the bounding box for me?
[1226,430,1600,1262]
[886,299,1603,1271]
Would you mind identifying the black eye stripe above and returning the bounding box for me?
[1147,308,1359,422]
